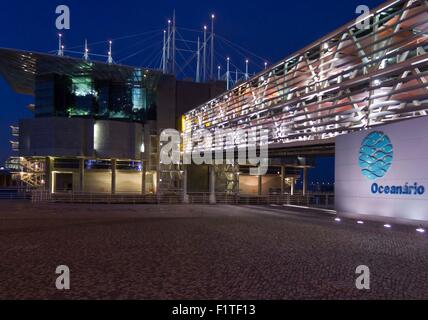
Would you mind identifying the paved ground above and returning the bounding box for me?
[0,201,428,300]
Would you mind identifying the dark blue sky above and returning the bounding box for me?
[0,0,383,173]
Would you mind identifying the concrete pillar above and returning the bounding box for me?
[281,166,285,195]
[111,159,117,195]
[154,171,159,195]
[258,175,263,196]
[142,162,146,195]
[45,157,53,193]
[291,177,295,196]
[79,158,85,193]
[303,167,308,196]
[209,165,216,204]
[183,165,189,204]
[236,166,240,195]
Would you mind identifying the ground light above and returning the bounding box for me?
[384,224,392,229]
[335,218,341,222]
[357,221,364,225]
[416,228,426,233]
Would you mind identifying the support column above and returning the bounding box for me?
[303,167,308,196]
[46,157,53,193]
[258,175,263,196]
[281,166,285,195]
[209,165,216,204]
[111,159,117,195]
[236,165,240,196]
[291,177,295,196]
[183,165,189,204]
[79,158,85,193]
[142,162,146,195]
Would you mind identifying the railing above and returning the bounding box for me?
[268,193,335,208]
[0,188,32,200]
[30,190,334,207]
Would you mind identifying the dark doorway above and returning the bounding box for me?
[55,173,73,192]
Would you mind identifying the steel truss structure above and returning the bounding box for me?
[6,157,46,188]
[184,0,428,148]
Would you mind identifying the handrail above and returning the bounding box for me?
[29,190,334,207]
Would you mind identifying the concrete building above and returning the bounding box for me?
[0,48,225,194]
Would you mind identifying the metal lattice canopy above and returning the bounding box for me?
[184,0,428,150]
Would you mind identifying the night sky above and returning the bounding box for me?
[0,0,384,182]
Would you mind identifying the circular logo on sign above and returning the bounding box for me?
[359,131,393,180]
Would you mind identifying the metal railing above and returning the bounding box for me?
[268,193,335,207]
[30,190,334,207]
[0,188,32,200]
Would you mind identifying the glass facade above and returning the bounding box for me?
[117,160,143,171]
[35,74,72,117]
[70,76,95,116]
[85,160,112,170]
[34,69,160,123]
[54,158,80,169]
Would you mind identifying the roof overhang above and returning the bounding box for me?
[0,48,160,96]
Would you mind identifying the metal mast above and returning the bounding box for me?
[203,25,207,82]
[162,30,167,73]
[58,34,64,56]
[167,19,171,73]
[107,41,113,64]
[226,57,230,90]
[83,39,89,61]
[172,10,176,75]
[196,37,201,82]
[210,14,215,80]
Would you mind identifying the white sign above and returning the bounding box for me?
[336,117,428,225]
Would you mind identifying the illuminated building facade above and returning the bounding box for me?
[0,49,225,194]
[180,0,428,201]
[184,0,428,148]
[2,0,428,200]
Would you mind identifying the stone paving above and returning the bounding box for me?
[0,201,427,300]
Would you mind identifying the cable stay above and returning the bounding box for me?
[50,13,271,83]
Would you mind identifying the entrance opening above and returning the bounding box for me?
[55,173,73,193]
